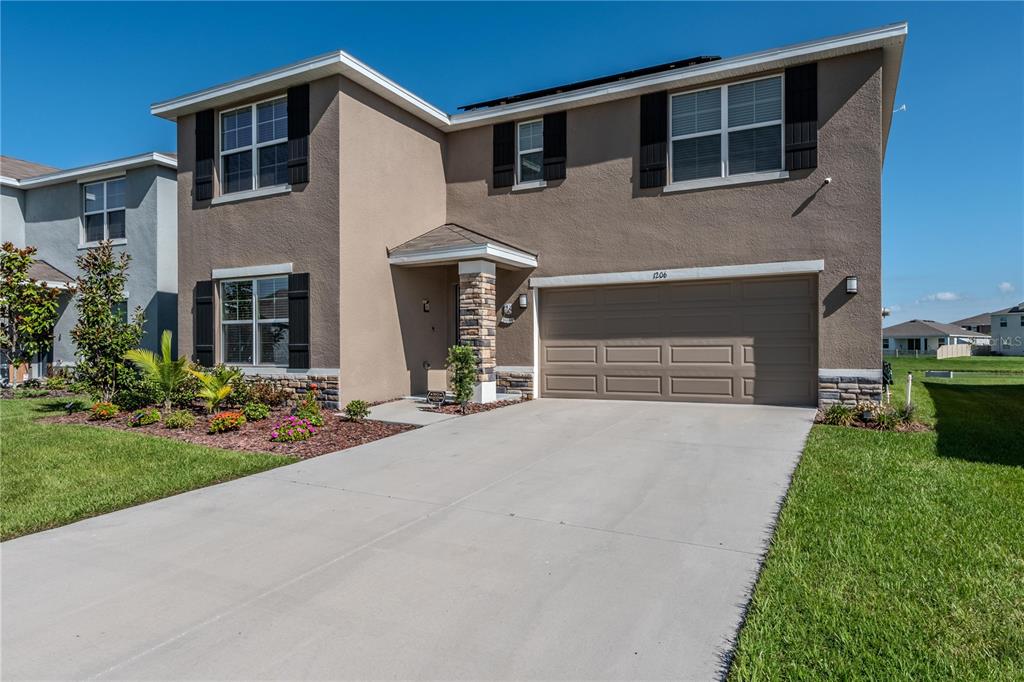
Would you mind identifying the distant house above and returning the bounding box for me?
[882,319,988,355]
[991,303,1024,356]
[951,311,993,335]
[1,153,178,380]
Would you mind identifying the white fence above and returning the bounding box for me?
[936,344,972,359]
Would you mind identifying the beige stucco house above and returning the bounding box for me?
[151,23,907,408]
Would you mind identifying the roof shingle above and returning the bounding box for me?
[1,156,60,180]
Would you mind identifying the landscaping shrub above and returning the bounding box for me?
[343,399,370,422]
[89,401,119,420]
[270,416,317,442]
[446,345,477,413]
[129,407,161,427]
[242,402,270,421]
[170,369,201,408]
[12,388,48,398]
[190,367,237,413]
[164,410,196,430]
[208,411,246,434]
[21,378,42,389]
[875,409,901,431]
[124,330,190,411]
[111,369,161,412]
[294,383,324,426]
[822,403,856,427]
[43,371,69,390]
[246,377,290,407]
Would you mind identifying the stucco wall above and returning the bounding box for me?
[338,78,448,401]
[1,186,26,247]
[445,50,885,372]
[175,75,342,370]
[17,165,175,365]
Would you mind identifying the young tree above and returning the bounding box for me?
[0,242,62,387]
[71,242,144,401]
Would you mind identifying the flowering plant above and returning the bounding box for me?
[270,415,317,442]
[208,411,246,434]
[89,401,119,420]
[294,383,324,426]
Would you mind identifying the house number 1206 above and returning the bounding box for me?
[652,271,668,280]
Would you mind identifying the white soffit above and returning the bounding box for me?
[530,260,825,288]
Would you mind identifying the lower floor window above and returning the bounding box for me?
[220,276,289,365]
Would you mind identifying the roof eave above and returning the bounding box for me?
[149,22,907,134]
[0,153,177,189]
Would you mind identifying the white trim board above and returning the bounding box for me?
[150,23,906,134]
[819,369,883,380]
[530,259,824,289]
[0,153,176,189]
[389,243,538,269]
[212,262,293,279]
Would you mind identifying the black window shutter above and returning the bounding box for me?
[193,280,215,367]
[287,84,310,185]
[492,122,515,188]
[194,110,215,201]
[542,111,567,181]
[288,273,310,370]
[785,63,818,170]
[639,92,668,188]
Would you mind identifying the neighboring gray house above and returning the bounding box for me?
[991,303,1024,356]
[882,319,988,355]
[153,23,907,408]
[951,311,993,336]
[0,153,178,378]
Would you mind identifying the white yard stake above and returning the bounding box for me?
[905,372,913,406]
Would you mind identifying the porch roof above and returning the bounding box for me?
[387,224,538,269]
[28,260,74,289]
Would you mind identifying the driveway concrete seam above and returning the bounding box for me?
[86,415,627,680]
[457,504,763,557]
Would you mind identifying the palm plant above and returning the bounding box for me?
[189,366,237,413]
[124,330,189,411]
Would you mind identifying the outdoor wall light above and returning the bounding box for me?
[519,293,529,308]
[846,276,859,295]
[422,299,430,313]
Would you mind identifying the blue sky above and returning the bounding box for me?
[2,2,1021,324]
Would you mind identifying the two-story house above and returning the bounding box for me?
[152,23,906,408]
[1,153,179,379]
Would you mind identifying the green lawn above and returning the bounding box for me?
[888,355,1024,425]
[1,398,293,540]
[730,373,1024,679]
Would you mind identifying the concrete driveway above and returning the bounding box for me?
[2,399,814,680]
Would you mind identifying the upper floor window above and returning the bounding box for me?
[517,119,543,184]
[220,97,288,194]
[82,178,126,244]
[669,75,782,184]
[1000,317,1008,328]
[220,276,289,366]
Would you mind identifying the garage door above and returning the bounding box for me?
[538,275,817,405]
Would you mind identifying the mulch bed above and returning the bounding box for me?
[431,399,523,415]
[42,407,416,459]
[814,412,932,433]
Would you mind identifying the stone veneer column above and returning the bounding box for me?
[458,260,497,403]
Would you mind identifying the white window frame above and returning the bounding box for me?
[219,275,289,367]
[999,316,1008,328]
[218,95,288,196]
[80,176,127,246]
[515,118,546,188]
[668,73,785,189]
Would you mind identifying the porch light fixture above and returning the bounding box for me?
[518,293,529,308]
[422,299,430,313]
[846,276,859,295]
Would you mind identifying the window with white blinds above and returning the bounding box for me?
[669,75,783,184]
